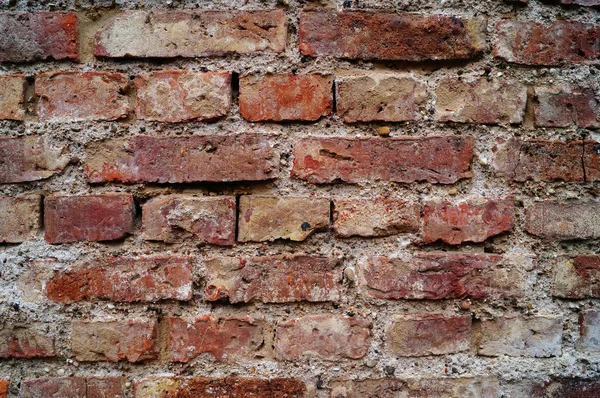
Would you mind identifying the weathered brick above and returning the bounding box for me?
[524,378,600,398]
[204,255,342,303]
[238,196,329,242]
[299,11,486,61]
[142,195,235,245]
[44,194,134,243]
[0,136,70,183]
[85,134,278,183]
[494,20,600,65]
[333,198,419,238]
[135,71,231,122]
[477,316,563,357]
[0,195,41,243]
[95,10,287,58]
[0,324,55,359]
[493,139,600,182]
[292,136,474,184]
[553,256,600,298]
[422,198,515,245]
[36,71,130,122]
[535,85,599,128]
[135,377,306,398]
[0,12,78,62]
[240,74,333,121]
[525,201,600,240]
[0,379,7,398]
[436,77,527,124]
[45,255,193,303]
[169,316,269,362]
[336,74,427,123]
[579,310,600,353]
[359,253,528,300]
[71,319,158,362]
[20,377,125,398]
[386,314,471,356]
[275,315,370,361]
[0,74,25,120]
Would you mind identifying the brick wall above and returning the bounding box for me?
[0,0,599,397]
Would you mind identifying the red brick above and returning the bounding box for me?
[525,201,600,240]
[336,74,427,123]
[553,256,600,298]
[85,134,278,183]
[525,378,600,398]
[359,253,528,300]
[135,377,306,398]
[0,379,7,398]
[422,198,515,245]
[20,377,125,398]
[578,310,600,353]
[0,323,55,359]
[44,194,134,243]
[95,11,287,58]
[534,85,599,128]
[71,319,158,362]
[0,195,41,243]
[299,11,486,61]
[240,74,333,121]
[436,77,527,124]
[275,315,370,361]
[45,255,193,303]
[386,314,471,356]
[0,74,25,120]
[493,139,600,182]
[0,136,70,183]
[169,315,269,362]
[135,71,231,122]
[204,255,342,303]
[477,316,563,357]
[36,71,130,122]
[333,198,419,238]
[238,196,330,242]
[494,20,600,65]
[292,136,474,184]
[0,12,78,62]
[142,195,235,245]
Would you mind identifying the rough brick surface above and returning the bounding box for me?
[169,316,268,362]
[299,11,486,61]
[493,139,600,182]
[204,255,342,303]
[535,86,600,128]
[135,71,231,122]
[44,194,134,243]
[477,316,563,357]
[238,196,330,242]
[36,71,130,122]
[422,198,515,245]
[336,74,426,123]
[0,136,70,183]
[20,377,125,398]
[275,315,370,361]
[71,319,158,362]
[0,195,41,243]
[292,136,474,184]
[333,198,419,238]
[435,77,527,124]
[44,255,193,303]
[0,12,78,62]
[0,379,6,398]
[579,310,600,353]
[85,134,278,183]
[142,195,235,245]
[494,20,600,65]
[553,256,600,298]
[0,74,25,120]
[525,201,600,240]
[525,378,600,398]
[95,11,287,58]
[0,324,55,359]
[360,253,527,300]
[386,314,472,356]
[239,74,333,121]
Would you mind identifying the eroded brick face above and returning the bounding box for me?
[553,256,600,299]
[0,74,25,120]
[20,377,126,398]
[525,201,600,240]
[0,136,70,183]
[0,324,56,359]
[0,195,41,243]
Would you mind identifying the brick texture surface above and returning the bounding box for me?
[0,74,25,120]
[0,136,70,183]
[0,195,41,243]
